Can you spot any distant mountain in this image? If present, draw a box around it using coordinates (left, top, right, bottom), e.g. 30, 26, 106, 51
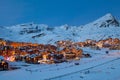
0, 13, 120, 44
86, 13, 119, 27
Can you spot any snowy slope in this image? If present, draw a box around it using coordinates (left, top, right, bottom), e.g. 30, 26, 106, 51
0, 13, 120, 44
0, 49, 120, 80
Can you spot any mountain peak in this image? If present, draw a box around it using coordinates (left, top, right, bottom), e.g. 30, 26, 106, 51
92, 13, 119, 27
99, 13, 114, 21
103, 13, 113, 18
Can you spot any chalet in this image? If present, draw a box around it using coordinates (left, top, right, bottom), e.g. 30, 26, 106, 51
112, 38, 120, 45
49, 53, 65, 63
0, 40, 6, 46
64, 52, 76, 59
0, 56, 8, 70
23, 54, 39, 64
76, 42, 86, 47
95, 41, 104, 48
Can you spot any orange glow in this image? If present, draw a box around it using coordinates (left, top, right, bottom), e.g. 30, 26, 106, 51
43, 55, 47, 61
6, 56, 15, 62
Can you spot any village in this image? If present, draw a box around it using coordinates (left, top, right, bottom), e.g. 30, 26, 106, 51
0, 38, 120, 70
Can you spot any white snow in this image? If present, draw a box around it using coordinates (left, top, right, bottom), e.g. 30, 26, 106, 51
0, 13, 120, 44
0, 49, 120, 80
0, 13, 120, 80
0, 56, 4, 60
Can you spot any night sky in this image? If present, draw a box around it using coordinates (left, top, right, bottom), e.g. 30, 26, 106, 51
0, 0, 120, 26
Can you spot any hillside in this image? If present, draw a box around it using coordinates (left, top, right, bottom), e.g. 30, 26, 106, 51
0, 13, 120, 44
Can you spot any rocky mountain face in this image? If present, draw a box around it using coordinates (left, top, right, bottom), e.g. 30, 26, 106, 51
0, 13, 120, 44
91, 13, 119, 27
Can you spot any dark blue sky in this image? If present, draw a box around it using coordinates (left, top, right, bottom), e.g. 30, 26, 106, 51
0, 0, 120, 26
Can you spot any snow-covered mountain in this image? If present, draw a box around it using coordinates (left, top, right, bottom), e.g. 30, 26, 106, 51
0, 13, 120, 44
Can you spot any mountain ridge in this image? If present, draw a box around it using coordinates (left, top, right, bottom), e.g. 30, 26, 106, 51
0, 13, 120, 44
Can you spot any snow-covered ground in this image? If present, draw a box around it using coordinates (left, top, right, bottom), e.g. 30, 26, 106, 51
0, 13, 120, 80
0, 13, 120, 44
0, 49, 120, 80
